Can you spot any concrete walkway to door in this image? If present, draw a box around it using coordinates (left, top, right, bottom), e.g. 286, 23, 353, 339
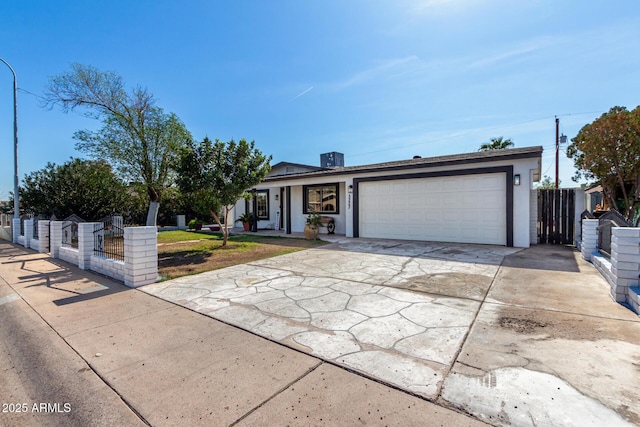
144, 239, 640, 426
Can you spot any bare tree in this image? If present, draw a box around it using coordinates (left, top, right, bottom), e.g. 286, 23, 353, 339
43, 63, 191, 226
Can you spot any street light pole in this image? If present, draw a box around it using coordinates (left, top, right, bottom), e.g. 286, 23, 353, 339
0, 56, 19, 218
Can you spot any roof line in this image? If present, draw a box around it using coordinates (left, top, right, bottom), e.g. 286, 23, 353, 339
265, 146, 542, 182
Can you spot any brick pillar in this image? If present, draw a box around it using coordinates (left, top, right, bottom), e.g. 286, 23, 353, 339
12, 218, 20, 244
610, 227, 640, 303
50, 221, 63, 258
581, 219, 599, 261
124, 226, 157, 288
24, 219, 33, 248
38, 220, 50, 253
78, 223, 100, 270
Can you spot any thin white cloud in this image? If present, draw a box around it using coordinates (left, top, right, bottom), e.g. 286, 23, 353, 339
291, 86, 314, 101
470, 37, 557, 69
328, 56, 424, 91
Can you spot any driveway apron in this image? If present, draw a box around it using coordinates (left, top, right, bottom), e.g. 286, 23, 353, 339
143, 240, 640, 425
143, 239, 517, 399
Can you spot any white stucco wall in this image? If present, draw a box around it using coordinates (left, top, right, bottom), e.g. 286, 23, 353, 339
530, 189, 538, 245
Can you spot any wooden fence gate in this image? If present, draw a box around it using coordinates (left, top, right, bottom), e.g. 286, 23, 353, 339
537, 189, 576, 244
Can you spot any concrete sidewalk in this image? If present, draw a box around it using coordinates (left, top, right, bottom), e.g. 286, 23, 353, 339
0, 241, 483, 427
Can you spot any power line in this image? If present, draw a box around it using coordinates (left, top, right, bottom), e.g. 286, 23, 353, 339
346, 111, 605, 159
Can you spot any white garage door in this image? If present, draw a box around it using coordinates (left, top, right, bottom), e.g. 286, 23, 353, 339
359, 173, 506, 245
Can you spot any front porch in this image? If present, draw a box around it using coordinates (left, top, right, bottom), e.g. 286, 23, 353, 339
230, 227, 347, 243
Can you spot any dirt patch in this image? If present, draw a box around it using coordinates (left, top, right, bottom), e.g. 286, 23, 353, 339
391, 272, 492, 300
493, 306, 636, 341
499, 316, 548, 334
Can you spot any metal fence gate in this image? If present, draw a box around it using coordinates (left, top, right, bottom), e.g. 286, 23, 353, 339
537, 189, 576, 244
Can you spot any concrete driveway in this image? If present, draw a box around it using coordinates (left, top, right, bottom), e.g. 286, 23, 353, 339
142, 239, 640, 426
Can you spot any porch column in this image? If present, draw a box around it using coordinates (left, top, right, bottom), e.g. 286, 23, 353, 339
286, 185, 291, 234
345, 178, 354, 238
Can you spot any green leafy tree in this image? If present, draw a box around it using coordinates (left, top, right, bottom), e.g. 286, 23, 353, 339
176, 137, 272, 246
479, 137, 514, 151
43, 63, 192, 226
20, 158, 131, 220
567, 106, 640, 220
536, 175, 560, 189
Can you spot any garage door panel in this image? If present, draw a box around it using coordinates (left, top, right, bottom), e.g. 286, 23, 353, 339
461, 177, 480, 190
359, 173, 506, 245
421, 181, 442, 193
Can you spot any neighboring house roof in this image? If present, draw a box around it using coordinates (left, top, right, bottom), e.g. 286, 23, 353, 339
584, 182, 602, 193
268, 161, 328, 177
264, 146, 543, 183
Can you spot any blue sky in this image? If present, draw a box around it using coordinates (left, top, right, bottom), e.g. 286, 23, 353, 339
1, 0, 639, 200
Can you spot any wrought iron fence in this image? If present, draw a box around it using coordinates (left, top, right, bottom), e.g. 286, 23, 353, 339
93, 216, 125, 261
597, 210, 632, 258
61, 221, 79, 248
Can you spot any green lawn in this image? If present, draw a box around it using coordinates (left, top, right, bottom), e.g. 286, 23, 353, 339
157, 230, 326, 280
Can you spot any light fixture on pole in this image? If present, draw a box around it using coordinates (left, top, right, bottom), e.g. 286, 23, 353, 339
0, 56, 19, 218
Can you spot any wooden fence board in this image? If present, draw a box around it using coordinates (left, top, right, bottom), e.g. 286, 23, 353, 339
537, 189, 576, 244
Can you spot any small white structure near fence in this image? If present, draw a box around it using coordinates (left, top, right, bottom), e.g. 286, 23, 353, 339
580, 219, 640, 315
0, 213, 13, 241
6, 216, 157, 288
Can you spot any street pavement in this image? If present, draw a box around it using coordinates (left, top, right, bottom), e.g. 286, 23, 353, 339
1, 239, 639, 426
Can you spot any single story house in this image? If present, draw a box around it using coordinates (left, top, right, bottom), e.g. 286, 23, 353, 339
234, 146, 542, 248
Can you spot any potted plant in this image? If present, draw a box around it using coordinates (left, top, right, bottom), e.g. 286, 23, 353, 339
235, 212, 254, 232
304, 211, 323, 240
187, 218, 205, 231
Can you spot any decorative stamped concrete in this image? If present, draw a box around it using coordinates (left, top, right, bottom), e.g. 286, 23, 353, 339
143, 240, 518, 399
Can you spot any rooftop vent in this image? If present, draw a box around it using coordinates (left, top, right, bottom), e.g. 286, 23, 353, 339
413, 155, 422, 159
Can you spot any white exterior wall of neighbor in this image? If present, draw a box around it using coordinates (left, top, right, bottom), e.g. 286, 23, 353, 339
0, 214, 12, 241
234, 153, 540, 247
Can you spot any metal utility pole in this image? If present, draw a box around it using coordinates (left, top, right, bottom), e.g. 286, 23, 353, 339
0, 56, 19, 218
555, 116, 559, 189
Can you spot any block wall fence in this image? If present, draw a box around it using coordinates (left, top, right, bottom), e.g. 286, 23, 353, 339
581, 219, 640, 314
7, 220, 157, 289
